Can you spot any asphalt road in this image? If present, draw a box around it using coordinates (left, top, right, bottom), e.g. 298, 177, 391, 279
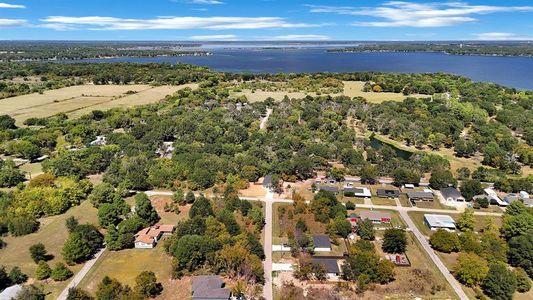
57, 248, 106, 300
263, 192, 274, 300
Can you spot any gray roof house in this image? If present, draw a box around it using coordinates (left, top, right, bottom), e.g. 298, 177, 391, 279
262, 175, 273, 189
377, 189, 400, 198
407, 191, 434, 201
192, 276, 231, 300
440, 187, 465, 202
311, 258, 340, 277
313, 234, 332, 251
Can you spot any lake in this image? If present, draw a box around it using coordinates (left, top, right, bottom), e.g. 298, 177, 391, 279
77, 48, 533, 90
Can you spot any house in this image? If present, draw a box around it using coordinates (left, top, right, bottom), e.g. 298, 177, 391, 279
319, 186, 339, 194
483, 188, 507, 206
440, 187, 465, 202
0, 284, 22, 300
134, 224, 175, 249
424, 214, 456, 231
344, 187, 371, 198
191, 276, 231, 300
377, 188, 400, 199
313, 234, 332, 252
503, 193, 521, 204
359, 210, 391, 224
311, 258, 341, 279
406, 191, 434, 201
89, 135, 107, 146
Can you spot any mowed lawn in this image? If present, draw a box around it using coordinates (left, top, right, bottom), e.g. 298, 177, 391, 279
0, 83, 197, 125
343, 81, 427, 103
0, 200, 98, 299
77, 245, 176, 297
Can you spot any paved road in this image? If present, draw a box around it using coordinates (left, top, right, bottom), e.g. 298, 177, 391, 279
263, 192, 274, 300
398, 210, 469, 300
57, 248, 106, 300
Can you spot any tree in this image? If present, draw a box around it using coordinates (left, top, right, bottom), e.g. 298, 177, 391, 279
460, 179, 483, 201
456, 208, 475, 232
382, 228, 407, 253
0, 266, 9, 291
96, 276, 135, 300
62, 232, 93, 265
482, 263, 517, 300
35, 260, 51, 280
134, 271, 162, 298
475, 197, 489, 209
508, 232, 533, 278
501, 213, 533, 240
514, 268, 532, 293
51, 262, 74, 281
8, 216, 39, 236
506, 201, 528, 216
216, 209, 241, 236
134, 193, 160, 226
14, 284, 45, 300
0, 115, 16, 130
185, 191, 195, 204
67, 287, 94, 300
429, 229, 461, 253
454, 253, 489, 286
65, 216, 79, 233
172, 189, 185, 205
356, 219, 375, 241
345, 201, 355, 210
342, 250, 395, 284
30, 243, 49, 263
98, 203, 121, 227
429, 170, 457, 190
360, 164, 378, 184
392, 167, 420, 186
327, 217, 352, 238
8, 266, 27, 284
189, 195, 214, 218
88, 183, 122, 208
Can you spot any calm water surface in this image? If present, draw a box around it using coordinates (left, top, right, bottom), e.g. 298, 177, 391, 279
78, 48, 533, 90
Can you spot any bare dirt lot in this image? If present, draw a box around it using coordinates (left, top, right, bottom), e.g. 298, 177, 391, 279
0, 84, 197, 125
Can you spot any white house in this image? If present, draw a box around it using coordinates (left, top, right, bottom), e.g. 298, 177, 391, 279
484, 188, 509, 206
424, 214, 456, 231
134, 224, 175, 249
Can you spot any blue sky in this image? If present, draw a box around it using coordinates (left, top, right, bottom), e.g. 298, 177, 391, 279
0, 0, 532, 40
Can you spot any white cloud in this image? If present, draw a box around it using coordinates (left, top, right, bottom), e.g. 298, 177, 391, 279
0, 18, 26, 27
307, 2, 533, 27
190, 34, 238, 40
190, 0, 223, 4
0, 2, 25, 9
267, 34, 330, 41
41, 16, 319, 30
474, 32, 533, 41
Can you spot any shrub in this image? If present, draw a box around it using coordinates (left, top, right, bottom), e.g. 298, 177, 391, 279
429, 229, 461, 253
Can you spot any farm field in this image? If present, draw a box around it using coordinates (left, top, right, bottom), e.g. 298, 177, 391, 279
0, 83, 197, 125
0, 200, 98, 299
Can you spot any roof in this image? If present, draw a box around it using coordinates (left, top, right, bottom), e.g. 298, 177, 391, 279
319, 186, 339, 193
0, 284, 23, 300
424, 214, 456, 229
311, 258, 340, 273
192, 276, 230, 299
135, 224, 175, 244
313, 234, 331, 249
344, 187, 371, 197
359, 210, 391, 221
406, 191, 434, 200
377, 189, 400, 197
440, 187, 464, 200
262, 175, 273, 188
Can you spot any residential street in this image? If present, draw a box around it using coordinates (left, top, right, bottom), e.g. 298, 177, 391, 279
57, 248, 106, 300
263, 191, 274, 300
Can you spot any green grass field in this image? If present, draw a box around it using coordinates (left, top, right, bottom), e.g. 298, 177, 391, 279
0, 200, 98, 299
370, 197, 396, 206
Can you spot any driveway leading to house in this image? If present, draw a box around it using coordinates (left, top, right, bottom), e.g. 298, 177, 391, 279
57, 248, 106, 300
398, 210, 469, 300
